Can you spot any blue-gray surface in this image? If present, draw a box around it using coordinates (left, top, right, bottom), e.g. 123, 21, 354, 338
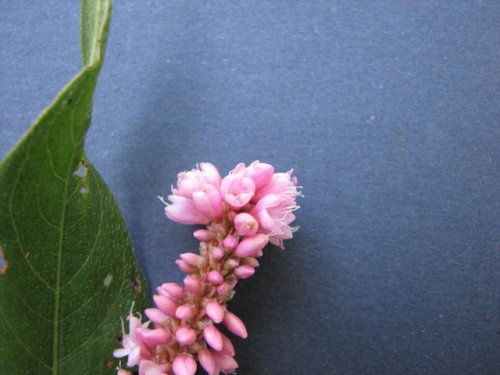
1, 1, 499, 374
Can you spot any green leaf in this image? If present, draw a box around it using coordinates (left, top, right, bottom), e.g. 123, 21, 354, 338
0, 1, 148, 374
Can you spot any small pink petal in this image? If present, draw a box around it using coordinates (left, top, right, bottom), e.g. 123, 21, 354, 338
138, 327, 171, 346
183, 275, 202, 294
193, 229, 214, 242
234, 212, 259, 236
161, 282, 185, 300
172, 353, 197, 375
153, 294, 177, 317
176, 304, 197, 320
233, 234, 269, 257
220, 333, 235, 356
180, 252, 204, 268
198, 348, 216, 375
204, 325, 223, 351
208, 270, 223, 285
223, 236, 239, 250
234, 265, 255, 279
212, 350, 239, 373
144, 308, 167, 325
223, 312, 248, 338
216, 282, 233, 297
205, 300, 225, 323
176, 259, 196, 273
175, 327, 197, 346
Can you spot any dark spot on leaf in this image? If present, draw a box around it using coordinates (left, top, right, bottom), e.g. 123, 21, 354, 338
104, 358, 113, 368
65, 98, 73, 106
0, 243, 7, 274
128, 275, 142, 294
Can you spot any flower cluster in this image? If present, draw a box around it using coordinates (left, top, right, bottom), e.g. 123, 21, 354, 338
115, 161, 300, 375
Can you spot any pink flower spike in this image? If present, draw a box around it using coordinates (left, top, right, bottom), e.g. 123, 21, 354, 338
234, 265, 255, 279
183, 275, 202, 294
198, 348, 216, 375
138, 327, 171, 346
223, 312, 248, 338
204, 324, 223, 351
153, 294, 177, 317
172, 353, 197, 375
233, 234, 269, 257
220, 333, 235, 356
144, 308, 167, 325
205, 300, 225, 323
234, 212, 259, 236
161, 282, 185, 300
208, 270, 224, 285
212, 350, 239, 373
117, 369, 132, 375
175, 327, 197, 346
223, 235, 239, 250
176, 259, 196, 273
245, 161, 274, 190
180, 252, 204, 268
176, 304, 197, 321
193, 229, 214, 242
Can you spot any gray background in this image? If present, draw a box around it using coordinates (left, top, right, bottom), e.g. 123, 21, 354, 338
1, 1, 499, 374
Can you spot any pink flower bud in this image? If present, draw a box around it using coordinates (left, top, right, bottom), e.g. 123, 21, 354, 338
203, 324, 223, 351
161, 282, 185, 300
144, 308, 167, 325
193, 229, 214, 242
234, 212, 259, 236
240, 257, 260, 268
180, 252, 204, 268
176, 259, 196, 273
211, 246, 225, 260
205, 300, 225, 323
234, 265, 255, 279
172, 353, 197, 375
223, 235, 239, 250
199, 162, 221, 187
117, 369, 131, 375
156, 285, 170, 297
153, 294, 177, 317
176, 304, 197, 320
212, 350, 239, 373
223, 312, 248, 338
183, 275, 201, 294
220, 333, 235, 356
138, 327, 171, 346
246, 161, 274, 190
198, 348, 216, 375
208, 270, 223, 285
216, 282, 233, 297
224, 258, 239, 270
175, 327, 197, 346
220, 168, 256, 208
233, 234, 269, 257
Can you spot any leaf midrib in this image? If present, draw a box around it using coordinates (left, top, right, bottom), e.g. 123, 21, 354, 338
52, 120, 77, 375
